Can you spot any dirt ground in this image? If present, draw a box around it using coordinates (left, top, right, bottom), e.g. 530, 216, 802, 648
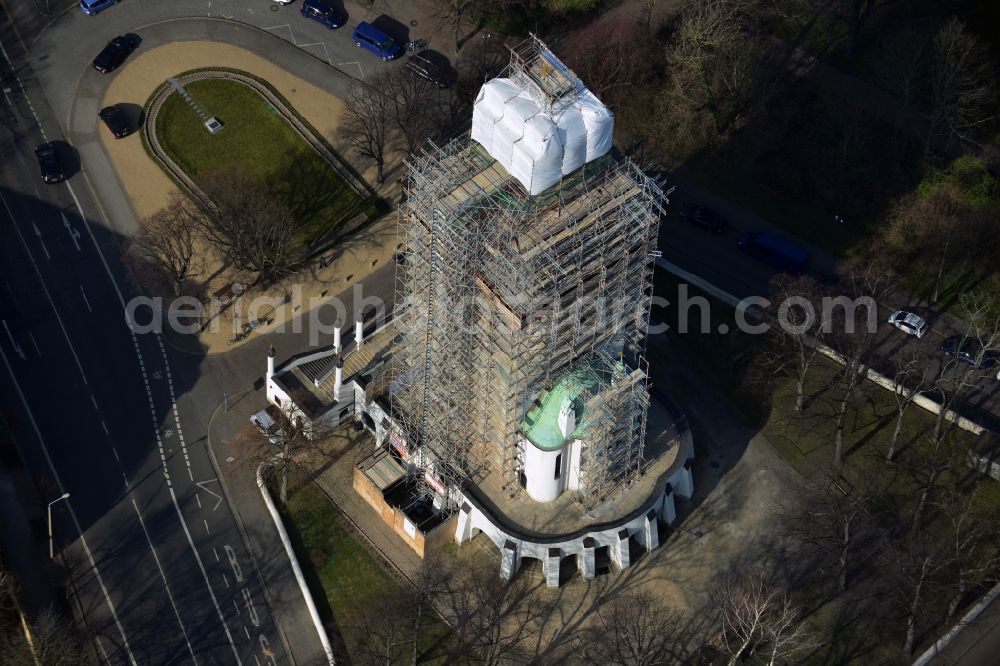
99, 41, 399, 354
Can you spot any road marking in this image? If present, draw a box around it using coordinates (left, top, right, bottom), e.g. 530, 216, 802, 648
244, 625, 250, 640
213, 547, 220, 562
0, 344, 135, 664
62, 212, 81, 251
112, 447, 119, 462
195, 493, 202, 509
233, 599, 240, 616
122, 472, 129, 489
0, 192, 88, 384
4, 281, 17, 307
2, 320, 25, 360
90, 394, 98, 410
169, 486, 242, 664
338, 61, 364, 79
27, 331, 40, 356
223, 573, 230, 589
204, 519, 211, 535
31, 221, 49, 259
102, 421, 109, 435
79, 285, 91, 312
196, 479, 224, 511
131, 498, 199, 665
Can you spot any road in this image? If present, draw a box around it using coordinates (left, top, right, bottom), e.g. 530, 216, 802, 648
0, 9, 297, 666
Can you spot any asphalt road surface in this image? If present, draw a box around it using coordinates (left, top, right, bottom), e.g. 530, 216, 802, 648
0, 12, 293, 666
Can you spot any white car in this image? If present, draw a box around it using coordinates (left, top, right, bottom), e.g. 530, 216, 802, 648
888, 310, 928, 338
250, 407, 285, 445
272, 0, 294, 5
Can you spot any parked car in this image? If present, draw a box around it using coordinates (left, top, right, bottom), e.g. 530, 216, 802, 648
940, 336, 1000, 368
300, 0, 345, 28
888, 310, 929, 338
98, 105, 131, 138
250, 406, 285, 445
679, 204, 727, 234
272, 0, 294, 4
92, 35, 138, 74
352, 21, 404, 61
404, 52, 452, 88
737, 232, 809, 274
34, 143, 64, 184
79, 0, 118, 15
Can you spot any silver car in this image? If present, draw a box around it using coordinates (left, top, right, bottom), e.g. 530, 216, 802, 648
888, 310, 928, 338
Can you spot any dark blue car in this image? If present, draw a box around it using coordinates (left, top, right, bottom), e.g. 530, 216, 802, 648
300, 0, 345, 29
80, 0, 118, 15
352, 21, 404, 61
737, 232, 810, 274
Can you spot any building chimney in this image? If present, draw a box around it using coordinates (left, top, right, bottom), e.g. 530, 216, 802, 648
355, 316, 364, 347
333, 319, 342, 354
267, 345, 276, 381
334, 356, 344, 400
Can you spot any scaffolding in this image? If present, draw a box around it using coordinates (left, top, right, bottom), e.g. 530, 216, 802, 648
390, 42, 666, 508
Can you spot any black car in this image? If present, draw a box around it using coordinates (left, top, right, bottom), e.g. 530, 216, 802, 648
940, 336, 1000, 368
404, 52, 452, 88
98, 105, 131, 138
34, 143, 64, 184
92, 35, 137, 74
679, 204, 727, 234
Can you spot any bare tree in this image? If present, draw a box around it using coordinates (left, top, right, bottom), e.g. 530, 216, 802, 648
665, 0, 782, 145
887, 352, 929, 462
432, 0, 483, 52
796, 0, 888, 59
935, 489, 1000, 621
884, 533, 947, 656
450, 566, 549, 665
926, 18, 997, 153
882, 181, 987, 304
559, 16, 658, 107
875, 26, 930, 107
828, 261, 892, 468
389, 69, 441, 156
341, 73, 394, 184
906, 294, 1000, 534
195, 170, 299, 284
766, 273, 828, 413
124, 194, 202, 296
785, 467, 878, 592
579, 589, 683, 665
712, 571, 814, 666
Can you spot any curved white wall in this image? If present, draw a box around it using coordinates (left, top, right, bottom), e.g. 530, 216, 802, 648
523, 439, 567, 503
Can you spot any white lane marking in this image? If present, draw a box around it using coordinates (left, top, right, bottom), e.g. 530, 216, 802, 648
233, 599, 240, 616
195, 493, 202, 509
31, 221, 50, 259
101, 421, 109, 435
131, 498, 199, 665
112, 447, 119, 462
4, 281, 17, 306
62, 212, 81, 251
204, 519, 211, 535
27, 332, 40, 357
223, 574, 230, 589
2, 320, 25, 360
0, 345, 135, 664
0, 192, 88, 384
169, 487, 242, 664
213, 547, 220, 562
79, 285, 92, 312
122, 472, 129, 489
244, 625, 250, 640
196, 479, 223, 511
90, 394, 98, 410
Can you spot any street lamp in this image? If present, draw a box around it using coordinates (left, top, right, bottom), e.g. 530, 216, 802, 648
48, 492, 70, 559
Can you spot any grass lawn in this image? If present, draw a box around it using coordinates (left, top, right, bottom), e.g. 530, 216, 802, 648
278, 471, 452, 662
156, 78, 378, 246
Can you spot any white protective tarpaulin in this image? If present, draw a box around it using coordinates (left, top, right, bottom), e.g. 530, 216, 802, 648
471, 75, 613, 195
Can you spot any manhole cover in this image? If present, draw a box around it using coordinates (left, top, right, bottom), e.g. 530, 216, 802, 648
270, 4, 278, 11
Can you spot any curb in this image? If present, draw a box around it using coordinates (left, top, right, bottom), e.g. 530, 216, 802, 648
257, 456, 336, 665
913, 582, 1000, 666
